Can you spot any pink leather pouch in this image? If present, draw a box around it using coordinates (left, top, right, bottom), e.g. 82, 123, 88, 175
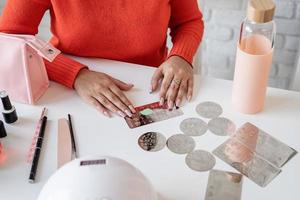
0, 33, 60, 104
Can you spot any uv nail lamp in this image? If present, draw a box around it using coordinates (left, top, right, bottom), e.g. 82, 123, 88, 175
38, 156, 157, 200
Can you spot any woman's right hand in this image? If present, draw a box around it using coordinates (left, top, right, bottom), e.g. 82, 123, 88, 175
74, 69, 136, 118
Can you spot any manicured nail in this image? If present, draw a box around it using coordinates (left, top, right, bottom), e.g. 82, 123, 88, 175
149, 86, 153, 94
118, 111, 126, 118
103, 111, 111, 118
129, 105, 136, 113
175, 106, 179, 110
124, 109, 132, 117
176, 99, 181, 107
168, 100, 174, 109
159, 98, 164, 106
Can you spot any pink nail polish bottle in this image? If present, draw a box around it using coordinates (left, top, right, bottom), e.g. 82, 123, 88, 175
232, 0, 276, 114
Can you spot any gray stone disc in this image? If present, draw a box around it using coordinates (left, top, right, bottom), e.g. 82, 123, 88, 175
196, 102, 223, 119
185, 150, 216, 172
167, 134, 196, 154
180, 118, 208, 136
138, 132, 166, 152
208, 117, 236, 136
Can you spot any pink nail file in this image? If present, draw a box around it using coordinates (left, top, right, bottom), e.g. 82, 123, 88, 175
57, 118, 72, 169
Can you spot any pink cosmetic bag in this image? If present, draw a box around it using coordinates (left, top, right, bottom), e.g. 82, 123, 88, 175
0, 33, 60, 104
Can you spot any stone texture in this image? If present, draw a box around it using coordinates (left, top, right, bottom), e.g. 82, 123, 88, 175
273, 50, 298, 65
204, 25, 233, 41
276, 19, 300, 36
285, 36, 300, 51
297, 3, 300, 19
275, 34, 285, 49
203, 0, 242, 10
211, 9, 245, 28
274, 0, 295, 19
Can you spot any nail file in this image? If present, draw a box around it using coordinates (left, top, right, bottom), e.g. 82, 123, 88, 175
57, 118, 72, 169
125, 102, 183, 129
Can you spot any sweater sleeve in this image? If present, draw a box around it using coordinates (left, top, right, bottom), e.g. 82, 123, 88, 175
0, 0, 86, 88
168, 0, 204, 65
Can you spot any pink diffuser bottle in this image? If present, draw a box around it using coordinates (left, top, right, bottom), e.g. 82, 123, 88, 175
232, 0, 276, 114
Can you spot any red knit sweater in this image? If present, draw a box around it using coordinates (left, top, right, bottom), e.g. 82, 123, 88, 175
0, 0, 204, 88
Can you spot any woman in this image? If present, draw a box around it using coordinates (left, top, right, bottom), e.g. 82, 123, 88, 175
0, 0, 204, 117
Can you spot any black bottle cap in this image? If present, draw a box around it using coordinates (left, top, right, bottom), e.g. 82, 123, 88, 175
0, 91, 18, 124
0, 91, 12, 111
3, 106, 18, 124
0, 120, 7, 138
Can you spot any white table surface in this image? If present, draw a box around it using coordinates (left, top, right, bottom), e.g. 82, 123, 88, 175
0, 57, 299, 200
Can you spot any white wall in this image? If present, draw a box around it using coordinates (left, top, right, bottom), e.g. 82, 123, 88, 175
292, 49, 300, 91
198, 0, 300, 89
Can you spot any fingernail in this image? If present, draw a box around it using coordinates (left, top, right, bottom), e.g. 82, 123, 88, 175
129, 105, 136, 113
103, 111, 111, 118
118, 111, 126, 118
149, 86, 153, 94
124, 109, 132, 117
175, 106, 179, 110
176, 99, 181, 107
168, 100, 174, 109
159, 98, 164, 106
187, 95, 192, 102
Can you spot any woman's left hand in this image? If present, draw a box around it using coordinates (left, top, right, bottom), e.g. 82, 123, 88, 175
151, 56, 194, 109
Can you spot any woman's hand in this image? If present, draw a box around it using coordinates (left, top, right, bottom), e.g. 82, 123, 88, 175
151, 56, 194, 109
74, 69, 136, 117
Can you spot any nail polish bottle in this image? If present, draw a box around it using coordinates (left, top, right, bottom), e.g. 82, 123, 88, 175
0, 120, 7, 156
0, 91, 18, 124
0, 121, 7, 138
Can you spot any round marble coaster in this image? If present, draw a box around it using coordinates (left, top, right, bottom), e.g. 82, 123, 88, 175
138, 132, 166, 152
167, 134, 196, 154
185, 150, 216, 172
208, 117, 236, 136
196, 102, 223, 119
180, 118, 208, 136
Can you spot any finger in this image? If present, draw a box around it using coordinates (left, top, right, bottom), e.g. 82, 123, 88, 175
151, 68, 163, 93
110, 85, 136, 114
103, 89, 133, 117
159, 73, 174, 105
175, 79, 188, 107
111, 77, 134, 91
86, 96, 111, 117
95, 93, 126, 117
187, 77, 194, 102
166, 77, 181, 109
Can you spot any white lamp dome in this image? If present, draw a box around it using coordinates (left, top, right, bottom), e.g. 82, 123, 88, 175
38, 156, 157, 200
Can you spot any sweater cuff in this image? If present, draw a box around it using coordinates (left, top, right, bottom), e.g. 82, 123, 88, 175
44, 54, 87, 89
168, 34, 200, 66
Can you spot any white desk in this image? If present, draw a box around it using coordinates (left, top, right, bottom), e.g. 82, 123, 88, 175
0, 57, 299, 200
